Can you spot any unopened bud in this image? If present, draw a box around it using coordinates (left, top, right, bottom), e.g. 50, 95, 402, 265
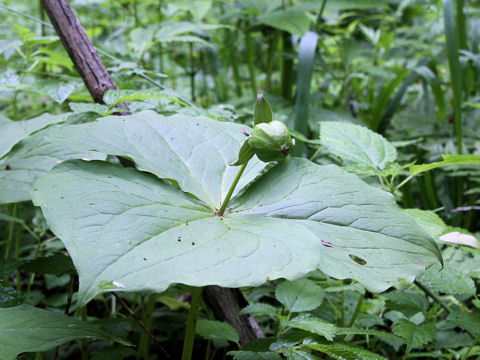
254, 93, 273, 125
248, 121, 294, 162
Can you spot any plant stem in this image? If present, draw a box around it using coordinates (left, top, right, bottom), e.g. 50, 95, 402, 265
182, 287, 203, 360
395, 174, 415, 191
55, 276, 75, 360
346, 293, 364, 328
462, 332, 480, 360
245, 28, 257, 98
281, 31, 294, 102
80, 306, 88, 360
4, 204, 17, 260
414, 280, 451, 314
217, 163, 247, 216
228, 29, 243, 97
138, 294, 156, 359
189, 42, 196, 102
265, 32, 279, 91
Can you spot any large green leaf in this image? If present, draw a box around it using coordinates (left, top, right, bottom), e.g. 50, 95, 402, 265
0, 128, 105, 204
319, 121, 397, 171
32, 112, 440, 304
0, 112, 68, 158
258, 9, 310, 37
0, 304, 127, 360
42, 111, 266, 208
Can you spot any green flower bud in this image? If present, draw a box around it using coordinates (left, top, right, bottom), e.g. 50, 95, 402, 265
254, 93, 272, 125
248, 120, 295, 162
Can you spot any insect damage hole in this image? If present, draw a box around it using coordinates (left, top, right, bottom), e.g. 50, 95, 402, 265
349, 254, 367, 265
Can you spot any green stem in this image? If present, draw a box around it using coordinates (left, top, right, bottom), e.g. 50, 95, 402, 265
245, 29, 257, 98
80, 306, 88, 360
138, 294, 156, 359
462, 332, 480, 360
395, 174, 415, 191
265, 32, 279, 91
226, 28, 243, 96
217, 163, 247, 216
182, 287, 203, 360
423, 172, 439, 208
189, 42, 196, 102
4, 204, 17, 260
414, 280, 451, 314
281, 31, 294, 102
346, 293, 364, 328
315, 0, 328, 30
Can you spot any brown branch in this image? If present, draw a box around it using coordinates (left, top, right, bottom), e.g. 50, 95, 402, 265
203, 286, 264, 345
40, 0, 262, 345
41, 0, 118, 104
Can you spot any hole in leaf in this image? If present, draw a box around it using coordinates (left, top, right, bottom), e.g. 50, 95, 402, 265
349, 254, 367, 265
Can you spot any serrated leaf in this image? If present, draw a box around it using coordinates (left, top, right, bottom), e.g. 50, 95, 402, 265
281, 349, 321, 360
196, 319, 239, 344
69, 102, 111, 114
447, 310, 480, 336
0, 260, 19, 280
275, 279, 324, 312
418, 263, 476, 295
410, 155, 480, 175
103, 89, 186, 107
35, 81, 77, 103
403, 209, 448, 239
319, 121, 397, 171
392, 319, 436, 351
155, 20, 228, 40
32, 112, 441, 304
0, 304, 128, 360
0, 127, 106, 204
337, 327, 404, 350
303, 342, 387, 360
228, 351, 282, 360
384, 291, 428, 315
0, 113, 68, 158
0, 286, 24, 308
282, 314, 337, 341
238, 303, 280, 317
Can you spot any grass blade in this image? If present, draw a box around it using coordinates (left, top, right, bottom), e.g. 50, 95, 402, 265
293, 31, 318, 156
443, 0, 463, 153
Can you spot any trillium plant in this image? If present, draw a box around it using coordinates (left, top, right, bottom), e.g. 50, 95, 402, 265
29, 93, 441, 356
